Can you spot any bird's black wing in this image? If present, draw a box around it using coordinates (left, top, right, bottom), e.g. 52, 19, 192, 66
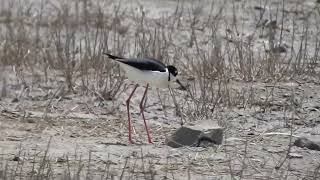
120, 58, 167, 72
103, 53, 167, 72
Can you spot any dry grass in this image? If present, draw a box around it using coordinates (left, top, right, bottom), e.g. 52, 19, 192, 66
1, 0, 320, 179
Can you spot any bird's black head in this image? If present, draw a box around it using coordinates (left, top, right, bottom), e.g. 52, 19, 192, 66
167, 65, 186, 90
167, 65, 178, 77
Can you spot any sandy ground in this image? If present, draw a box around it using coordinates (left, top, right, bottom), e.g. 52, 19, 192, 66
1, 0, 320, 179
1, 80, 320, 179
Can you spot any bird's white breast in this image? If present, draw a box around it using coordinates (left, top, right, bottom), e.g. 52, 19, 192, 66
117, 62, 170, 88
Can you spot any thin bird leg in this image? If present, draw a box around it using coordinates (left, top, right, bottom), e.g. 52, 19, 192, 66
139, 84, 152, 143
139, 93, 147, 116
126, 84, 138, 143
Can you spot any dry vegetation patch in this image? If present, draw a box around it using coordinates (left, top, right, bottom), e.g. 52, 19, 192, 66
0, 0, 320, 179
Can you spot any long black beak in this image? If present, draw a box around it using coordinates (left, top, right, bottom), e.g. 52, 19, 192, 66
176, 79, 187, 90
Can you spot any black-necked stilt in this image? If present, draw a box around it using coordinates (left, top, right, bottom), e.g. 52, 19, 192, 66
103, 53, 184, 144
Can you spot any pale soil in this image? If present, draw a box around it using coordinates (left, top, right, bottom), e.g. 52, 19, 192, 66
1, 0, 320, 179
1, 79, 320, 179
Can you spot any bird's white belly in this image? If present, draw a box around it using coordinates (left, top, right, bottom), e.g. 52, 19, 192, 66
118, 63, 169, 88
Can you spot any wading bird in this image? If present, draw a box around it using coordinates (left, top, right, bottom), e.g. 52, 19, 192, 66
103, 53, 184, 143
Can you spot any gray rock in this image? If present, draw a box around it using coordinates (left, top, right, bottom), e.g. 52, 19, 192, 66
294, 137, 320, 151
166, 120, 223, 148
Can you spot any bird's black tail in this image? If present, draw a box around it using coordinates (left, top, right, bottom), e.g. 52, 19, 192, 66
103, 52, 124, 60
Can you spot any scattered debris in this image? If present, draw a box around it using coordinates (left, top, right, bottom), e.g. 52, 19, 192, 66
6, 136, 24, 141
265, 43, 289, 54
25, 118, 36, 123
289, 153, 303, 159
11, 98, 19, 103
253, 6, 266, 11
271, 44, 288, 54
294, 137, 320, 151
56, 157, 67, 163
12, 155, 23, 162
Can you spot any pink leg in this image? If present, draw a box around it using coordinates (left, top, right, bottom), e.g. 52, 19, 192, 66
126, 84, 138, 143
139, 84, 152, 143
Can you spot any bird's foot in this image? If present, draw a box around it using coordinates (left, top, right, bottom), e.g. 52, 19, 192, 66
147, 138, 153, 144
129, 137, 134, 144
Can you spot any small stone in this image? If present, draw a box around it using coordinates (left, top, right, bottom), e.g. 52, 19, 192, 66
12, 156, 22, 161
294, 137, 320, 151
56, 157, 67, 163
166, 120, 223, 148
70, 133, 78, 138
272, 45, 287, 53
265, 20, 277, 29
253, 6, 265, 11
26, 118, 36, 123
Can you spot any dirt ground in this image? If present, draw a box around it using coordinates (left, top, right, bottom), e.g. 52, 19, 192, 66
1, 80, 320, 179
1, 0, 320, 179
